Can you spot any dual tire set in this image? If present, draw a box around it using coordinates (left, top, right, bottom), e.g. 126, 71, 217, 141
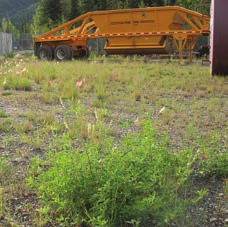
36, 45, 89, 61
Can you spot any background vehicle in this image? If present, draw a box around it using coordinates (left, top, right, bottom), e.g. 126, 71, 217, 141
34, 6, 210, 62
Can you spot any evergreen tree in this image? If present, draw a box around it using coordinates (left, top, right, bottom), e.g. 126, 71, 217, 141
1, 17, 19, 38
43, 0, 63, 24
20, 15, 30, 34
69, 0, 81, 20
98, 0, 107, 10
33, 0, 63, 31
129, 0, 138, 8
81, 0, 95, 13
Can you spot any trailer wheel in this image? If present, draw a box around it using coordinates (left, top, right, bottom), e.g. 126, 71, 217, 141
83, 46, 90, 58
37, 46, 53, 60
68, 47, 74, 60
54, 45, 72, 61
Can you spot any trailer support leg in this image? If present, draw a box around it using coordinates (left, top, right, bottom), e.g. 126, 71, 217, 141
173, 34, 188, 61
187, 37, 197, 63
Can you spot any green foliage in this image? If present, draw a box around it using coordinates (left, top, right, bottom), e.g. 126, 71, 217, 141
3, 75, 32, 91
175, 0, 211, 14
33, 0, 63, 31
98, 0, 107, 10
0, 156, 11, 177
69, 0, 81, 20
3, 51, 16, 59
1, 17, 19, 37
129, 0, 139, 8
27, 119, 203, 226
19, 14, 31, 33
0, 110, 8, 118
1, 90, 13, 96
197, 130, 228, 177
81, 0, 95, 13
0, 119, 12, 133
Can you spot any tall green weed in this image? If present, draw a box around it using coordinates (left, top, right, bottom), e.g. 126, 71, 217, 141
27, 119, 204, 226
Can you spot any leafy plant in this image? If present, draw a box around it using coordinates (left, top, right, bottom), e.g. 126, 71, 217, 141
27, 119, 202, 226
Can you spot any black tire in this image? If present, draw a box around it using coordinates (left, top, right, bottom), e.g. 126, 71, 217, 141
37, 46, 54, 61
68, 47, 74, 60
74, 46, 90, 59
54, 45, 72, 61
83, 46, 90, 59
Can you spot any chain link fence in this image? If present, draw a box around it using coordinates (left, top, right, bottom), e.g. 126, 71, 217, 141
13, 33, 34, 51
0, 32, 34, 55
87, 38, 106, 55
0, 31, 105, 56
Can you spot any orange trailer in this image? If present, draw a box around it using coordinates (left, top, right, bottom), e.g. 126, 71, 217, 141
34, 6, 210, 61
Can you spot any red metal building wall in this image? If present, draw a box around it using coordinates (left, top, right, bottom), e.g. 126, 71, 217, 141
210, 0, 228, 76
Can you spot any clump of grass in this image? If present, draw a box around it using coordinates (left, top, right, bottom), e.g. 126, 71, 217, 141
15, 120, 33, 133
27, 119, 204, 226
0, 119, 12, 132
1, 90, 13, 96
3, 75, 32, 91
40, 111, 56, 125
60, 85, 79, 99
0, 110, 8, 118
0, 156, 12, 177
134, 91, 141, 101
197, 130, 228, 178
28, 65, 44, 84
4, 51, 15, 59
95, 84, 107, 101
39, 93, 59, 104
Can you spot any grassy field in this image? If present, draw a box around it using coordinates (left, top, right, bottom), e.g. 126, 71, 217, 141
0, 54, 227, 226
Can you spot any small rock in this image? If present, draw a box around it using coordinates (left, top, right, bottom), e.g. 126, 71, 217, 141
225, 219, 228, 223
209, 218, 217, 222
